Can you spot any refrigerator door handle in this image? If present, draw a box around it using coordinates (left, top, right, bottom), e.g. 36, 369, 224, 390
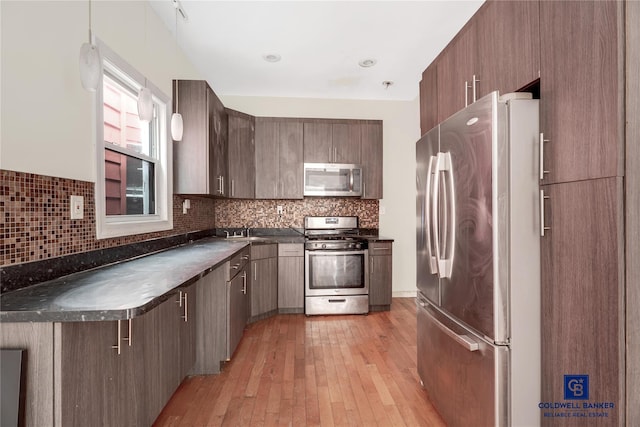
432, 152, 456, 279
425, 155, 438, 274
421, 302, 479, 352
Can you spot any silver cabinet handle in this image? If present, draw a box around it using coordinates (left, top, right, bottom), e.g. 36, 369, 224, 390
231, 179, 235, 197
540, 190, 550, 237
334, 147, 337, 162
420, 302, 479, 352
539, 133, 550, 181
254, 262, 257, 281
221, 176, 225, 195
242, 271, 247, 295
464, 80, 470, 107
182, 292, 188, 322
111, 320, 122, 355
371, 257, 374, 274
176, 290, 184, 307
425, 155, 438, 274
432, 152, 456, 279
472, 74, 479, 102
123, 319, 133, 347
363, 181, 366, 198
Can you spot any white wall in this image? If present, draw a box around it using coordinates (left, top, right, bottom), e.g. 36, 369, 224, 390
0, 0, 201, 182
223, 95, 421, 297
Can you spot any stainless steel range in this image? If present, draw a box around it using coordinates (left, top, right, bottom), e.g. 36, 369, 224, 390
304, 216, 369, 315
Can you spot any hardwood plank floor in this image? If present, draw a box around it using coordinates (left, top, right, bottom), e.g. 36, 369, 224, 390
153, 298, 445, 427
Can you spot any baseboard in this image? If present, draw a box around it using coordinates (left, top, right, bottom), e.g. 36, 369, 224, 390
392, 290, 417, 298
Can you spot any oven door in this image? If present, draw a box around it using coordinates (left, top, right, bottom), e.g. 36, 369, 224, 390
305, 249, 369, 296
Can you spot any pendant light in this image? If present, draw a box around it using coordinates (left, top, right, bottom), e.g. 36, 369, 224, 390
170, 4, 183, 141
137, 4, 153, 123
79, 0, 101, 91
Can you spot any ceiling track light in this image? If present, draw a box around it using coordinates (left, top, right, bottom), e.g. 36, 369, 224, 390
79, 0, 102, 91
172, 0, 189, 22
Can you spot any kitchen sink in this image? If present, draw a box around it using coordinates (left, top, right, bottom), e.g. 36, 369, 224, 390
225, 236, 270, 242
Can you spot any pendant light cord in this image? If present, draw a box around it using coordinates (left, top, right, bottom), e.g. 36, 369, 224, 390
88, 0, 92, 42
175, 6, 179, 114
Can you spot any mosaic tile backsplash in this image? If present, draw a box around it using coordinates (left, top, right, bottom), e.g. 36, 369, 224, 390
0, 170, 217, 267
215, 198, 379, 229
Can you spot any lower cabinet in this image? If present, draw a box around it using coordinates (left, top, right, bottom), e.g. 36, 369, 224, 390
250, 243, 278, 322
193, 265, 227, 375
278, 243, 305, 313
58, 283, 197, 427
368, 241, 393, 311
227, 262, 249, 360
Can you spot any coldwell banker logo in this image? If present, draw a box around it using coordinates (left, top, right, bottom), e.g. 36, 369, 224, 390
564, 375, 589, 400
539, 374, 614, 419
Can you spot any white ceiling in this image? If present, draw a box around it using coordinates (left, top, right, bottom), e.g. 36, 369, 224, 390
149, 1, 484, 101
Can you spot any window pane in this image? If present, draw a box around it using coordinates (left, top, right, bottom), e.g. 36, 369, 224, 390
103, 74, 152, 156
105, 149, 155, 216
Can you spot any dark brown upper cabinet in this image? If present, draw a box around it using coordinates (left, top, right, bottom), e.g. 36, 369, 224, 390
419, 62, 438, 136
254, 118, 304, 199
227, 109, 255, 199
475, 0, 540, 98
173, 80, 227, 196
360, 121, 383, 199
303, 120, 361, 164
539, 0, 624, 184
436, 22, 476, 123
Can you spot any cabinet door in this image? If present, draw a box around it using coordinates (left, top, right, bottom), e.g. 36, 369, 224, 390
227, 112, 255, 199
227, 268, 249, 360
369, 242, 393, 308
539, 0, 623, 183
437, 23, 476, 122
278, 255, 304, 311
332, 122, 361, 164
360, 122, 383, 199
420, 62, 438, 135
540, 178, 623, 426
303, 122, 332, 163
178, 284, 197, 378
209, 88, 228, 196
278, 121, 304, 199
174, 80, 208, 194
476, 0, 540, 98
255, 118, 279, 199
194, 266, 227, 375
251, 257, 278, 318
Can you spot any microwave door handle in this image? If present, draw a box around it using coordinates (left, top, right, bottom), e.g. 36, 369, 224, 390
425, 156, 438, 274
350, 169, 354, 192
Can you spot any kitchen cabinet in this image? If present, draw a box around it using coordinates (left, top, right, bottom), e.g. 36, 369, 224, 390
227, 109, 255, 199
360, 121, 383, 199
540, 178, 624, 427
419, 62, 438, 135
227, 246, 250, 360
193, 264, 227, 375
303, 120, 361, 164
57, 283, 196, 427
278, 243, 304, 313
475, 0, 540, 99
173, 80, 228, 196
254, 118, 304, 199
539, 0, 623, 184
436, 22, 476, 123
368, 241, 393, 311
250, 243, 278, 322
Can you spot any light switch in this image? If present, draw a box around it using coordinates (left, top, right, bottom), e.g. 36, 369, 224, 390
70, 195, 84, 219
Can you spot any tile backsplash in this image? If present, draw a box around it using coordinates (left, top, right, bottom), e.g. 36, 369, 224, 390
0, 170, 216, 267
215, 198, 379, 229
1, 169, 379, 267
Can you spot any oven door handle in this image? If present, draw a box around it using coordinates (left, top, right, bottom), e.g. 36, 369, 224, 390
305, 249, 368, 256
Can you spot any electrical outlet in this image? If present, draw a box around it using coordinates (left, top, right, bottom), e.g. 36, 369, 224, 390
277, 205, 283, 215
70, 195, 84, 219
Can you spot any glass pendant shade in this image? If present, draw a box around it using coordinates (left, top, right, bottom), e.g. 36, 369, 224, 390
171, 113, 183, 141
79, 42, 102, 91
137, 87, 153, 122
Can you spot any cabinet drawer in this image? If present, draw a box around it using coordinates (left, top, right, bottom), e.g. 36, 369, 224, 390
368, 242, 392, 256
229, 246, 250, 274
278, 243, 304, 257
251, 243, 277, 260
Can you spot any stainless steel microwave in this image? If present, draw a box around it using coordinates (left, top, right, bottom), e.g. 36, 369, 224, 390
303, 163, 362, 197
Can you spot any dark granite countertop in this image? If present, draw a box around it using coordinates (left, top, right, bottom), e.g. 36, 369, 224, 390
360, 235, 395, 242
0, 238, 247, 323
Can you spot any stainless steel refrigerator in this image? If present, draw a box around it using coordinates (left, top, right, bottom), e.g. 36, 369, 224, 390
416, 91, 541, 426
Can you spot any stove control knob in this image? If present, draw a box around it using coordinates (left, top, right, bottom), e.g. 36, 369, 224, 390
322, 243, 327, 249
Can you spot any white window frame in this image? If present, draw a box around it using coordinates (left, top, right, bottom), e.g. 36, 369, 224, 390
94, 38, 173, 239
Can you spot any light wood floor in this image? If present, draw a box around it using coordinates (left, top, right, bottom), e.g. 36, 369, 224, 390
154, 298, 445, 427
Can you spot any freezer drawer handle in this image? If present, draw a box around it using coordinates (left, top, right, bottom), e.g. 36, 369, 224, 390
422, 303, 479, 352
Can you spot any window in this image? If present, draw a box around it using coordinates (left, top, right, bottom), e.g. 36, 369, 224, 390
94, 39, 172, 239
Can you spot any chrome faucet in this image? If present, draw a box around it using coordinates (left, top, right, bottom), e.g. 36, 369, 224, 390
244, 225, 251, 237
